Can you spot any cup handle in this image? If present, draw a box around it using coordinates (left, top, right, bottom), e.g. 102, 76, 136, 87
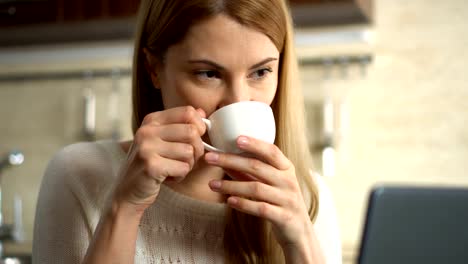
201, 118, 224, 153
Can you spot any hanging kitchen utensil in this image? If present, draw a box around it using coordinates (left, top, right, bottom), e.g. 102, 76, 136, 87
109, 67, 121, 140
82, 70, 96, 140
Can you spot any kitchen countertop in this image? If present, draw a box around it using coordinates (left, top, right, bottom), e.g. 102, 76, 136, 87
3, 241, 32, 255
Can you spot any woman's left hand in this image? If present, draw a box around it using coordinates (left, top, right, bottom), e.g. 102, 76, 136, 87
204, 135, 313, 249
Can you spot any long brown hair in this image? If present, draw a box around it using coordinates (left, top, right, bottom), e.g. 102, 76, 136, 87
132, 0, 319, 263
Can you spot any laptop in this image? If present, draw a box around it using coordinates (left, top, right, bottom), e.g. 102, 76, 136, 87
357, 185, 468, 264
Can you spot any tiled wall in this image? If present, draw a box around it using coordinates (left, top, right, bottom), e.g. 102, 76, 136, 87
0, 70, 133, 251
301, 0, 468, 262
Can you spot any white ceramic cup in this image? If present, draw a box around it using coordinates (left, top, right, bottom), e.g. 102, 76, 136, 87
202, 101, 276, 154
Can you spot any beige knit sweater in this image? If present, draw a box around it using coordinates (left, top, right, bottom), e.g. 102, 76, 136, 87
33, 140, 342, 264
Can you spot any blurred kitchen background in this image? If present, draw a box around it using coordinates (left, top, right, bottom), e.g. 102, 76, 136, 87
0, 0, 467, 263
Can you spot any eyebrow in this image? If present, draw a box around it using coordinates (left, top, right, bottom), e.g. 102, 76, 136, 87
187, 57, 278, 71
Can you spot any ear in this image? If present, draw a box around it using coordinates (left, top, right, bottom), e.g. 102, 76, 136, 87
143, 48, 161, 89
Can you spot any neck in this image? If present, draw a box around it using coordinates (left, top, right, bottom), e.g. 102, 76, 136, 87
164, 160, 227, 203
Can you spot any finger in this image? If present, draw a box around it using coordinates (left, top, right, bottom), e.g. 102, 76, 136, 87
195, 108, 207, 118
205, 152, 278, 186
156, 140, 195, 169
209, 180, 285, 206
142, 106, 207, 135
156, 124, 205, 160
236, 136, 291, 170
226, 196, 283, 224
157, 123, 202, 142
144, 155, 191, 182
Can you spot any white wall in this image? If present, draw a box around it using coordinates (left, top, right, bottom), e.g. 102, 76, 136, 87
300, 0, 468, 262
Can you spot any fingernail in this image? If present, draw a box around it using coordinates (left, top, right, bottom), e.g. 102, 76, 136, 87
228, 197, 238, 205
205, 152, 219, 163
209, 180, 222, 190
238, 136, 249, 147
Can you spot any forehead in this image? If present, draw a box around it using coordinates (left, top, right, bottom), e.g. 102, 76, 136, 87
166, 14, 279, 66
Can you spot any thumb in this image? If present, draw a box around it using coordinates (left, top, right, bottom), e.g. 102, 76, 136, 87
196, 108, 207, 118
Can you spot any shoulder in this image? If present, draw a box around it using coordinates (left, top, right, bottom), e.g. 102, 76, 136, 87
44, 141, 99, 182
52, 140, 121, 167
35, 140, 125, 247
48, 140, 123, 174
42, 140, 124, 201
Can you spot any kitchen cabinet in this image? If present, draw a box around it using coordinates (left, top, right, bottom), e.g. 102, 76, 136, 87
0, 0, 371, 46
0, 0, 139, 26
289, 0, 372, 27
0, 0, 57, 27
0, 0, 140, 46
57, 0, 140, 22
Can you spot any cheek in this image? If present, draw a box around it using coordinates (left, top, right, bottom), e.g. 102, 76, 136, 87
265, 89, 278, 106
159, 77, 190, 108
168, 79, 221, 112
255, 79, 278, 106
268, 79, 279, 104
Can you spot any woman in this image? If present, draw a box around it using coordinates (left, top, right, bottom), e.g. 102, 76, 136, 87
33, 0, 341, 263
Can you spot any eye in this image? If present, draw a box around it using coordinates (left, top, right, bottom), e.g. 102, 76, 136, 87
249, 68, 273, 80
195, 70, 220, 80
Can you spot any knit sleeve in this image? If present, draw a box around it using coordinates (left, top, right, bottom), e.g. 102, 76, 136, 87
32, 146, 92, 264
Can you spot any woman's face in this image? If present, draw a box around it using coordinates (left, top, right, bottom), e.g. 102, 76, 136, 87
150, 14, 280, 117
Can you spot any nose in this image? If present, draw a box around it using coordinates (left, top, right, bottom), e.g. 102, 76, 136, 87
217, 79, 251, 108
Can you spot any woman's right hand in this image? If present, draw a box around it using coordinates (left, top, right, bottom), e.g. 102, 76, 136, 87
112, 106, 207, 212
